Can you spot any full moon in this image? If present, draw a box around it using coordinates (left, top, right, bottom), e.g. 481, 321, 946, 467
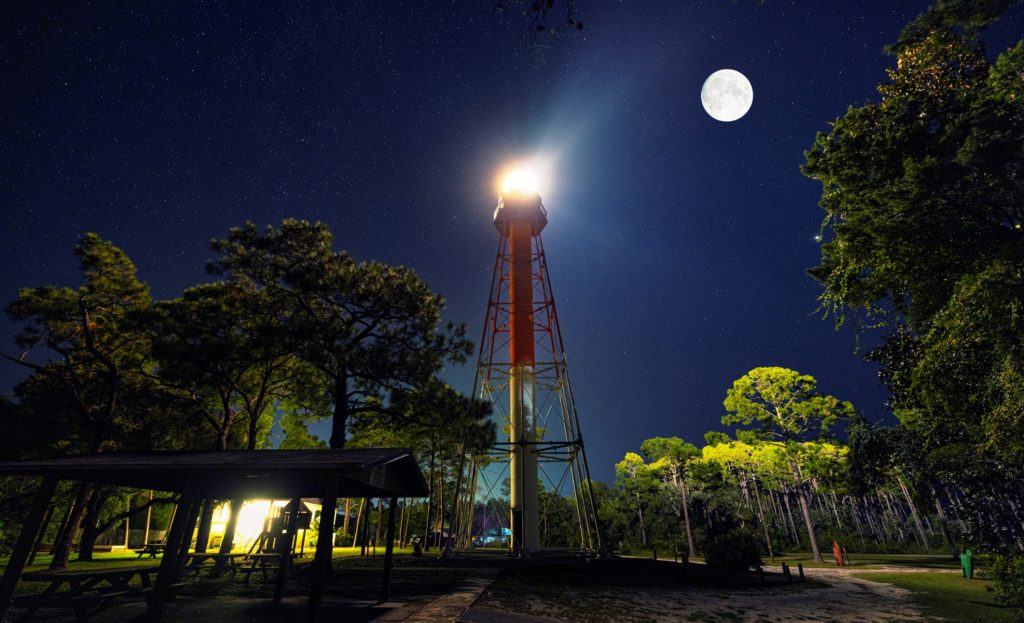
701, 69, 753, 122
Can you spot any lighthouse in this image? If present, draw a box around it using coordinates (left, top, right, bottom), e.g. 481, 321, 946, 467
493, 171, 547, 553
449, 168, 602, 557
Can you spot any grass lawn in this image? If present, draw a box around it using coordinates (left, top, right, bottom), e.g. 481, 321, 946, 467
1, 546, 414, 571
622, 549, 962, 571
854, 571, 1020, 623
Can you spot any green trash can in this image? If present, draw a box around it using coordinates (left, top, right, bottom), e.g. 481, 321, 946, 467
960, 549, 974, 579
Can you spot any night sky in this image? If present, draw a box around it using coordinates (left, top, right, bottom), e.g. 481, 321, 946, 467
4, 2, 1022, 482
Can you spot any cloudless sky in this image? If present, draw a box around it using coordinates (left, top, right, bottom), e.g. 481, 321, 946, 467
3, 1, 1022, 481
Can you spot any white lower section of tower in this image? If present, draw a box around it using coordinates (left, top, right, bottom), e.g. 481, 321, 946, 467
509, 364, 540, 554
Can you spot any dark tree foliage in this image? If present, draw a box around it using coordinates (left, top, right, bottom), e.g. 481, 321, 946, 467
148, 282, 296, 451
209, 220, 473, 448
803, 18, 1024, 460
896, 0, 1023, 48
493, 0, 583, 40
1, 234, 187, 565
4, 234, 155, 455
804, 3, 1024, 596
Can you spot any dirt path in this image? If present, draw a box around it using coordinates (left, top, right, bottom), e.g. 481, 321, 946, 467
472, 566, 929, 623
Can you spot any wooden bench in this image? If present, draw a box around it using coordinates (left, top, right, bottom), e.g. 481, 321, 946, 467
183, 552, 249, 577
133, 543, 165, 559
17, 565, 161, 622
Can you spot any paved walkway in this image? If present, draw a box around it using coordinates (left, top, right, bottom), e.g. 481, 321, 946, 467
372, 567, 501, 622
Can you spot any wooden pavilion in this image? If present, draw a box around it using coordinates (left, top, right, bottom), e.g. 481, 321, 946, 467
0, 449, 430, 622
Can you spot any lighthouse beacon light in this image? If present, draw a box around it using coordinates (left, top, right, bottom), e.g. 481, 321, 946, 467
501, 169, 540, 195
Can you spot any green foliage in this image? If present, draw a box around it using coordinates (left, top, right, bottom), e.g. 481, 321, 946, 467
896, 0, 1021, 47
208, 220, 474, 448
703, 431, 730, 446
277, 411, 327, 449
987, 553, 1024, 607
803, 13, 1024, 554
804, 32, 1023, 330
538, 490, 578, 548
149, 282, 297, 450
802, 28, 1024, 448
4, 233, 162, 454
722, 367, 854, 443
640, 437, 700, 464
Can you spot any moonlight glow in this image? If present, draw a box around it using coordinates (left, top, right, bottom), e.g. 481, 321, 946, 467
701, 69, 753, 122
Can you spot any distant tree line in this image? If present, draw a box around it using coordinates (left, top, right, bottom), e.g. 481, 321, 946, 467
589, 366, 1023, 587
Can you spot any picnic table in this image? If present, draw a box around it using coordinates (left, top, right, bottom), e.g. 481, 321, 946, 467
134, 543, 165, 559
182, 552, 249, 576
16, 565, 161, 622
239, 553, 304, 584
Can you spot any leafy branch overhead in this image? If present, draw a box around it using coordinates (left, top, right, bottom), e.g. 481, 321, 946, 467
494, 0, 582, 41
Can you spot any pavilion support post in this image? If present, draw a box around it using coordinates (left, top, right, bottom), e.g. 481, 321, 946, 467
173, 491, 204, 580
274, 498, 301, 603
147, 484, 201, 622
381, 496, 398, 602
27, 502, 55, 567
307, 477, 338, 623
361, 498, 372, 556
0, 476, 57, 619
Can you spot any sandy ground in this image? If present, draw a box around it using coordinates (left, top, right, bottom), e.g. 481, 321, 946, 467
472, 566, 932, 623
8, 563, 943, 623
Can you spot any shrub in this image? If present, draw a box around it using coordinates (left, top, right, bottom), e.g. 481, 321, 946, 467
704, 528, 762, 572
988, 553, 1024, 607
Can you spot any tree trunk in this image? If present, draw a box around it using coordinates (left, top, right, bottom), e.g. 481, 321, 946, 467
933, 492, 958, 560
780, 490, 800, 544
374, 498, 384, 555
50, 482, 92, 570
342, 498, 351, 536
635, 491, 647, 547
791, 460, 822, 562
398, 500, 407, 550
351, 498, 365, 548
218, 498, 244, 557
435, 461, 445, 543
329, 370, 349, 449
423, 435, 437, 551
881, 490, 901, 542
360, 499, 372, 556
49, 500, 74, 555
849, 497, 867, 548
143, 491, 153, 546
897, 476, 929, 549
193, 500, 216, 553
680, 480, 696, 559
752, 483, 775, 561
123, 497, 131, 548
863, 495, 884, 543
27, 503, 55, 566
77, 492, 103, 562
829, 493, 843, 529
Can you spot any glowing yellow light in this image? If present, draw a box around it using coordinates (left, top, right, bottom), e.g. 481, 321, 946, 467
234, 500, 272, 545
501, 169, 539, 195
